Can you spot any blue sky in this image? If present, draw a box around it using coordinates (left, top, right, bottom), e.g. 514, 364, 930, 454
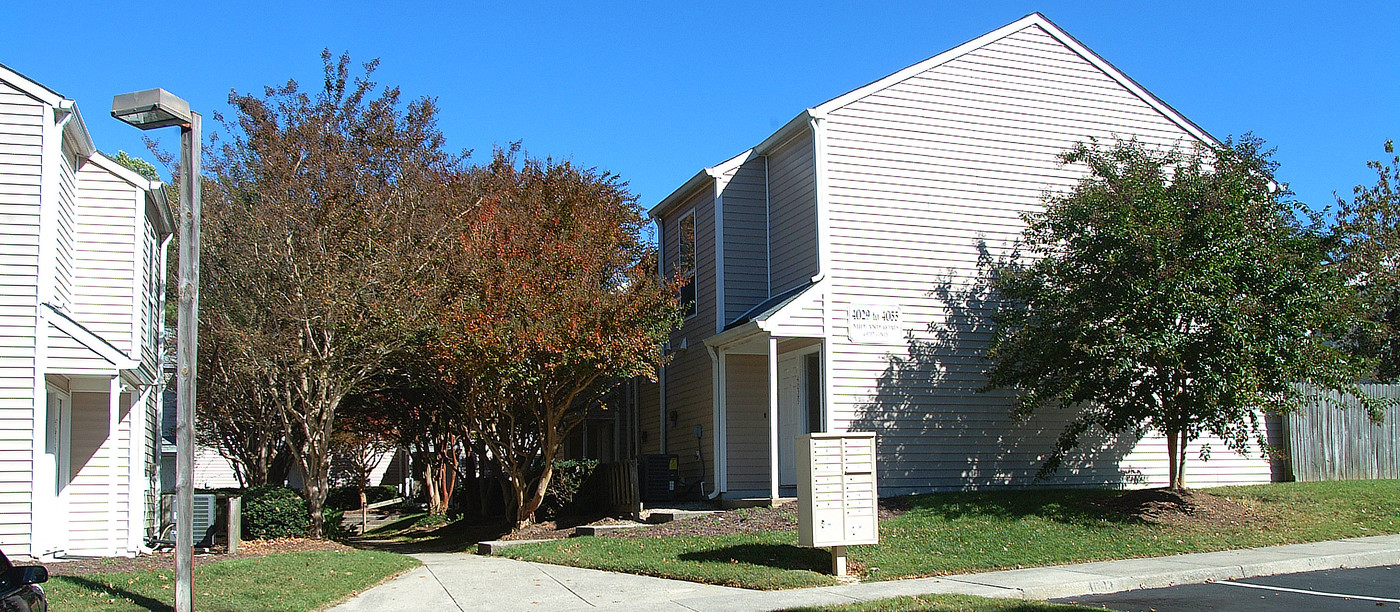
3, 1, 1397, 217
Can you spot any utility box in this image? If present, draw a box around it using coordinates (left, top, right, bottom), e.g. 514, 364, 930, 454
797, 433, 878, 549
640, 454, 679, 503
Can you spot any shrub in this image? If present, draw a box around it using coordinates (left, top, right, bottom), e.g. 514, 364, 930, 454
537, 459, 599, 521
325, 485, 399, 511
322, 507, 349, 540
242, 485, 309, 539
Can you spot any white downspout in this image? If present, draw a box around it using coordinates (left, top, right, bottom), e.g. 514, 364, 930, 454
808, 113, 829, 285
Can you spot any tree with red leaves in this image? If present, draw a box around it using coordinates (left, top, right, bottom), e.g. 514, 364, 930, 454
432, 148, 682, 529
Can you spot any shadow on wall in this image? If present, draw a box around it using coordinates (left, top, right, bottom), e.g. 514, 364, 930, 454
850, 240, 1145, 493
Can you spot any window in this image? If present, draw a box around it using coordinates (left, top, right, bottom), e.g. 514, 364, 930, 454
678, 211, 697, 318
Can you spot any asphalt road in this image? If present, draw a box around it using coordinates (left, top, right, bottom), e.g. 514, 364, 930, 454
1054, 565, 1400, 611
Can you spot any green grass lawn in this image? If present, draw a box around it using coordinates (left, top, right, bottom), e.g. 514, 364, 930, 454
46, 549, 419, 612
778, 594, 1102, 612
499, 480, 1400, 589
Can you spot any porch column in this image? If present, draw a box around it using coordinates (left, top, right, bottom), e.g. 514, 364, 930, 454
129, 386, 153, 554
768, 336, 779, 503
108, 376, 121, 556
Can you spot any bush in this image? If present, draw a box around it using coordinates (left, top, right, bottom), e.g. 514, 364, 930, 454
325, 485, 399, 511
242, 485, 309, 539
537, 459, 599, 521
322, 507, 349, 540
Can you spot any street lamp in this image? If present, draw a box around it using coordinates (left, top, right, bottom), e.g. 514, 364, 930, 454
112, 88, 200, 612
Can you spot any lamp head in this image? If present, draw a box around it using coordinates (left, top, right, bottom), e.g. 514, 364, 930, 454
111, 88, 192, 130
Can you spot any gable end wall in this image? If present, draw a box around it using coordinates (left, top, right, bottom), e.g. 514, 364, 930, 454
820, 24, 1272, 492
0, 80, 43, 555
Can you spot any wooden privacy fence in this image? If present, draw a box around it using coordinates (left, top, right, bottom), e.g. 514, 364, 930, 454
580, 460, 640, 517
1287, 383, 1400, 481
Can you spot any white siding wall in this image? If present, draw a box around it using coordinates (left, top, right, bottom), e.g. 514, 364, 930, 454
71, 164, 137, 353
0, 81, 43, 555
52, 144, 76, 312
766, 131, 818, 294
137, 215, 161, 382
64, 390, 134, 556
821, 24, 1270, 492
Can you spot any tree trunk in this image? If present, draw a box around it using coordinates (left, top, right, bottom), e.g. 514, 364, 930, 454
1165, 428, 1187, 491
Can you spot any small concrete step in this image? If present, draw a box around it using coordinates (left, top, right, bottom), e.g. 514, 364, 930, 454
719, 497, 796, 510
477, 539, 553, 554
645, 509, 722, 524
571, 523, 650, 536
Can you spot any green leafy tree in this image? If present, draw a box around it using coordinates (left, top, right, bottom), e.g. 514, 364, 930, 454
1334, 140, 1400, 381
984, 137, 1383, 490
111, 150, 162, 182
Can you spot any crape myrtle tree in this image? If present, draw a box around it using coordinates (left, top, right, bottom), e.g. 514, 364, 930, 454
1334, 140, 1400, 382
195, 336, 292, 487
433, 149, 682, 529
984, 137, 1384, 491
341, 364, 470, 517
202, 51, 466, 536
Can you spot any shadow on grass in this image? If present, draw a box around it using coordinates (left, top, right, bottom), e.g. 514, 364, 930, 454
361, 514, 426, 536
677, 543, 830, 573
350, 519, 513, 554
895, 489, 1144, 526
56, 575, 169, 611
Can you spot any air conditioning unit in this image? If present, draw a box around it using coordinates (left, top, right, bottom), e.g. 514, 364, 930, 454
640, 454, 678, 503
170, 493, 220, 547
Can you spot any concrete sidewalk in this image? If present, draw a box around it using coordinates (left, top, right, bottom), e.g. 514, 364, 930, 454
327, 534, 1400, 612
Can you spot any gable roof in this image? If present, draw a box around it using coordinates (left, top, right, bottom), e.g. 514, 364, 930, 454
86, 152, 176, 235
0, 62, 98, 158
651, 12, 1219, 219
810, 12, 1218, 146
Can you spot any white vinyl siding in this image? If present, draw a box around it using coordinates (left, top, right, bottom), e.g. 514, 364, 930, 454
70, 163, 138, 354
719, 157, 769, 324
0, 80, 43, 555
64, 390, 134, 556
766, 130, 818, 294
820, 23, 1269, 492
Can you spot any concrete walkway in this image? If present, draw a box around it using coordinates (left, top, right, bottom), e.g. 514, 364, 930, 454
327, 534, 1400, 612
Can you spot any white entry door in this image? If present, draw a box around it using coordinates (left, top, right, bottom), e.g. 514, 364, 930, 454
776, 357, 804, 486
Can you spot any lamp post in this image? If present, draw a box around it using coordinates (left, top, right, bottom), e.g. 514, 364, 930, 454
111, 88, 199, 612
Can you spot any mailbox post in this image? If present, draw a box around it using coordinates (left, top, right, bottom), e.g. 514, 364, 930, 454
797, 432, 878, 576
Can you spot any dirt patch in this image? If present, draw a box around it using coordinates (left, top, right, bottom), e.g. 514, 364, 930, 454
1096, 488, 1263, 528
44, 538, 351, 577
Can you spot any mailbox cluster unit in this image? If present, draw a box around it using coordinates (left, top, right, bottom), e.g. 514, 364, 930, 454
797, 432, 878, 547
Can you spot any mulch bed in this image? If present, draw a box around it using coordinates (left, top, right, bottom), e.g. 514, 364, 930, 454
43, 537, 351, 577
1094, 488, 1264, 527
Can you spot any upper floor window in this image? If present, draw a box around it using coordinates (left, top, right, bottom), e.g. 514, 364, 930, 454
678, 211, 696, 318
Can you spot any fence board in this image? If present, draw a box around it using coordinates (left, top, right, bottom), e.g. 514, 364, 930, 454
1287, 384, 1400, 481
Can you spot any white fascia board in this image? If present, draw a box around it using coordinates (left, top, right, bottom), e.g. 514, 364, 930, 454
57, 101, 96, 159
87, 153, 175, 235
810, 12, 1219, 147
88, 151, 162, 191
649, 169, 714, 219
41, 303, 141, 370
703, 320, 765, 351
752, 112, 814, 156
0, 62, 64, 106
